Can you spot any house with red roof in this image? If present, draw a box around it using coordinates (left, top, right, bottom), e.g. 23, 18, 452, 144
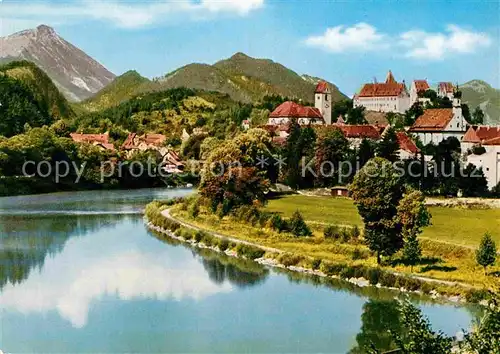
437, 82, 455, 100
268, 101, 324, 126
408, 97, 468, 145
396, 131, 420, 159
464, 126, 500, 190
353, 71, 411, 114
70, 132, 115, 151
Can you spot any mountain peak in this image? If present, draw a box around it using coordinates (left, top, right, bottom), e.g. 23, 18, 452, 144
36, 24, 56, 36
230, 52, 252, 60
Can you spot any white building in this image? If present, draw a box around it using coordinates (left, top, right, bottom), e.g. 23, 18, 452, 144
314, 81, 332, 125
267, 101, 324, 126
267, 81, 331, 126
466, 138, 500, 190
462, 126, 500, 190
437, 82, 455, 100
353, 71, 411, 114
409, 80, 431, 105
409, 98, 468, 145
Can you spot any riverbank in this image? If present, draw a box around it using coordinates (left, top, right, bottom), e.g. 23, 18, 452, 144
144, 200, 494, 305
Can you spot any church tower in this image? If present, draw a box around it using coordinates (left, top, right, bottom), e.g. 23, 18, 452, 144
314, 81, 332, 125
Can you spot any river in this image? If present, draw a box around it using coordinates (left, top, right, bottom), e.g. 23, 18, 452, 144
0, 189, 477, 353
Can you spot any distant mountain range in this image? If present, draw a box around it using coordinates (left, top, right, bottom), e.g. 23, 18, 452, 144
0, 25, 115, 101
82, 52, 348, 111
460, 80, 500, 124
1, 24, 498, 125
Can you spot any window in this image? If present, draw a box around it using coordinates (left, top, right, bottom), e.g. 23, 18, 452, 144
325, 95, 328, 101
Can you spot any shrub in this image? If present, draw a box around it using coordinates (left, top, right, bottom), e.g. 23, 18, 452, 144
270, 214, 288, 232
324, 225, 340, 239
194, 231, 204, 243
351, 248, 367, 260
320, 262, 346, 276
289, 210, 312, 237
366, 268, 382, 285
278, 253, 304, 267
379, 272, 396, 287
351, 225, 360, 239
465, 288, 491, 303
235, 244, 266, 259
219, 238, 230, 252
311, 258, 322, 270
188, 202, 200, 218
340, 228, 350, 243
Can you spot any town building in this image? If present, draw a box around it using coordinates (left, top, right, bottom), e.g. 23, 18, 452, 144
70, 132, 115, 151
409, 80, 431, 105
314, 81, 332, 125
461, 126, 500, 151
396, 131, 420, 159
466, 137, 500, 190
353, 71, 411, 114
267, 101, 324, 126
409, 98, 468, 145
462, 126, 500, 190
437, 82, 455, 99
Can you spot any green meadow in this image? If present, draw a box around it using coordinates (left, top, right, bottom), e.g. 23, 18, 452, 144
264, 194, 500, 248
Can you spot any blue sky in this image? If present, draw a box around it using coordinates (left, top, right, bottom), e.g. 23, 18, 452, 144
1, 0, 499, 95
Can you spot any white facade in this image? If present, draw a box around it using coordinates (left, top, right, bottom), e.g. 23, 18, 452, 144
467, 146, 500, 190
353, 92, 411, 114
412, 99, 468, 146
267, 117, 323, 125
315, 88, 332, 125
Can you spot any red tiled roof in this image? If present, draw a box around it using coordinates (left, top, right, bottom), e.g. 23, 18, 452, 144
409, 109, 454, 132
122, 133, 166, 149
463, 126, 500, 143
439, 82, 454, 93
70, 133, 109, 144
413, 80, 430, 92
269, 101, 323, 119
315, 81, 329, 93
396, 132, 420, 154
385, 71, 396, 84
483, 137, 500, 146
358, 82, 406, 97
333, 124, 382, 139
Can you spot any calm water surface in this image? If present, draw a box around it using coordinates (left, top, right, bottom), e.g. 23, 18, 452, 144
0, 189, 476, 353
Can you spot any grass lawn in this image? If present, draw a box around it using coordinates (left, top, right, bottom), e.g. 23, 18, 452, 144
264, 194, 500, 248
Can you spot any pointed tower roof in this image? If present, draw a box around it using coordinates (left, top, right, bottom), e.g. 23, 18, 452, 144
336, 115, 346, 125
385, 70, 396, 84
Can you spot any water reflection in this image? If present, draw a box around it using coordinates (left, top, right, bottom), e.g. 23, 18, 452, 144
152, 232, 270, 288
0, 218, 233, 328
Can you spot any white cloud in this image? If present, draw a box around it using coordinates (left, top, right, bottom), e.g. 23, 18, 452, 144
400, 25, 492, 60
305, 23, 492, 60
0, 0, 264, 32
304, 23, 386, 53
0, 226, 232, 328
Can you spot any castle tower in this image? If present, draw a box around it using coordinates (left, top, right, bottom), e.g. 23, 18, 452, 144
314, 81, 332, 125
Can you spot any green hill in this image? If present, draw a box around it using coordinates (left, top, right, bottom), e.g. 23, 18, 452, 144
0, 61, 74, 136
80, 70, 150, 112
461, 80, 500, 124
82, 52, 347, 110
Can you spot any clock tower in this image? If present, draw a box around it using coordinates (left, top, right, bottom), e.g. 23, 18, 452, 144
314, 81, 332, 125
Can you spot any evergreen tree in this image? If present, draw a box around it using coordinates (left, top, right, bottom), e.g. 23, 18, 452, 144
288, 210, 312, 237
357, 139, 375, 169
476, 233, 497, 274
376, 127, 400, 162
403, 234, 422, 272
471, 106, 485, 125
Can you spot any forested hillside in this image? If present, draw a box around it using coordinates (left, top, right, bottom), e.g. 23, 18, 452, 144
0, 61, 74, 136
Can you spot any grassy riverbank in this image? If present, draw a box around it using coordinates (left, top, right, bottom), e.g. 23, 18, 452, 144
143, 196, 499, 301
